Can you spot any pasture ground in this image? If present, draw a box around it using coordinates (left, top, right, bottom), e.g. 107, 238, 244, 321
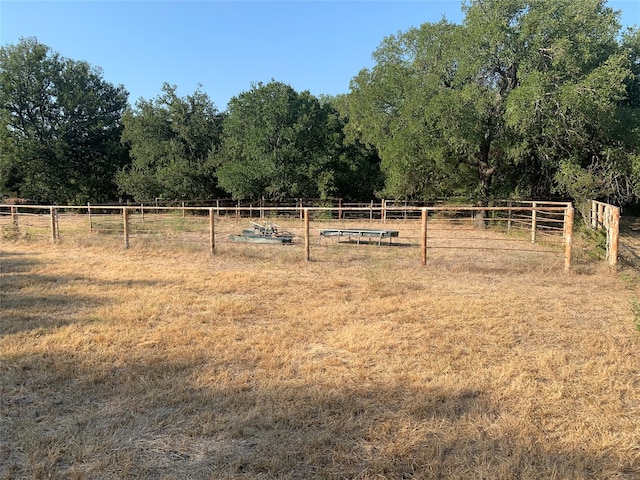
1, 216, 639, 479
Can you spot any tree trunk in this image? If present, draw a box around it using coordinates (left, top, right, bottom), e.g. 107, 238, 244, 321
474, 140, 495, 229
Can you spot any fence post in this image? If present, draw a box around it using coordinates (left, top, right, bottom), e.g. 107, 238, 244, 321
87, 202, 93, 232
304, 208, 310, 262
421, 208, 428, 266
531, 202, 537, 244
597, 202, 604, 227
591, 200, 597, 228
50, 207, 57, 243
507, 201, 512, 234
209, 208, 215, 255
11, 206, 18, 231
123, 207, 130, 249
609, 206, 620, 267
564, 205, 574, 272
338, 198, 343, 221
382, 199, 387, 224
369, 200, 374, 223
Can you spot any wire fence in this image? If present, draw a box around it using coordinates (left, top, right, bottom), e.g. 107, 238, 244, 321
0, 202, 574, 270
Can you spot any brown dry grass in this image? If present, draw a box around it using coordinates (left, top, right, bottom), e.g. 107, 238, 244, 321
1, 216, 639, 479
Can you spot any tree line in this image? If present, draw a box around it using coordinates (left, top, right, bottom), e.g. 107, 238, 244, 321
1, 0, 639, 216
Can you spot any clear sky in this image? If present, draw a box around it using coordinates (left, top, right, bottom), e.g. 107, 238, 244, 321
1, 1, 638, 111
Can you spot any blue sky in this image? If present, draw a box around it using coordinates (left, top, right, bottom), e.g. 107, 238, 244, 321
1, 1, 638, 111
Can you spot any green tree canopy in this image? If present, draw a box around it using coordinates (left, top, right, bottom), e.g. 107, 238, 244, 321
214, 82, 383, 201
213, 81, 332, 201
0, 37, 129, 203
116, 83, 225, 202
343, 0, 640, 210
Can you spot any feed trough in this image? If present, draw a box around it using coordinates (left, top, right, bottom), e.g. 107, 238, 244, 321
229, 221, 294, 244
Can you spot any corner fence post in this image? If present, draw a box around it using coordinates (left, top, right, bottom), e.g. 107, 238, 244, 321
209, 208, 215, 255
304, 208, 310, 262
564, 205, 574, 272
123, 207, 130, 249
609, 206, 620, 267
421, 208, 428, 266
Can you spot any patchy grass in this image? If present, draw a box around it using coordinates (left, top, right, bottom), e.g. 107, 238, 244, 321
1, 219, 639, 479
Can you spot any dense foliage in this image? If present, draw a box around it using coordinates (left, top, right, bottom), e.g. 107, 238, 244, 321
342, 0, 640, 211
0, 38, 128, 204
213, 81, 382, 201
1, 0, 638, 208
116, 84, 225, 202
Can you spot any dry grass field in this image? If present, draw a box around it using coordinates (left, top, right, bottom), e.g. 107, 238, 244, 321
1, 215, 639, 479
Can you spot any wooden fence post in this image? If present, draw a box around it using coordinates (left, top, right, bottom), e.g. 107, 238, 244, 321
507, 201, 512, 234
123, 207, 130, 249
382, 199, 386, 224
369, 200, 374, 223
591, 200, 597, 228
564, 205, 574, 272
209, 208, 215, 255
304, 208, 310, 262
421, 208, 428, 266
597, 202, 604, 228
50, 207, 57, 243
11, 206, 18, 230
609, 206, 620, 267
87, 202, 93, 232
531, 202, 537, 244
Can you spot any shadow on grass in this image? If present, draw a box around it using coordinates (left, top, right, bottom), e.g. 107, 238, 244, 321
0, 250, 164, 337
2, 348, 637, 480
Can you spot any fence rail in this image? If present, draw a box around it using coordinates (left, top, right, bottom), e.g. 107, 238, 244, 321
1, 202, 575, 270
589, 200, 620, 266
